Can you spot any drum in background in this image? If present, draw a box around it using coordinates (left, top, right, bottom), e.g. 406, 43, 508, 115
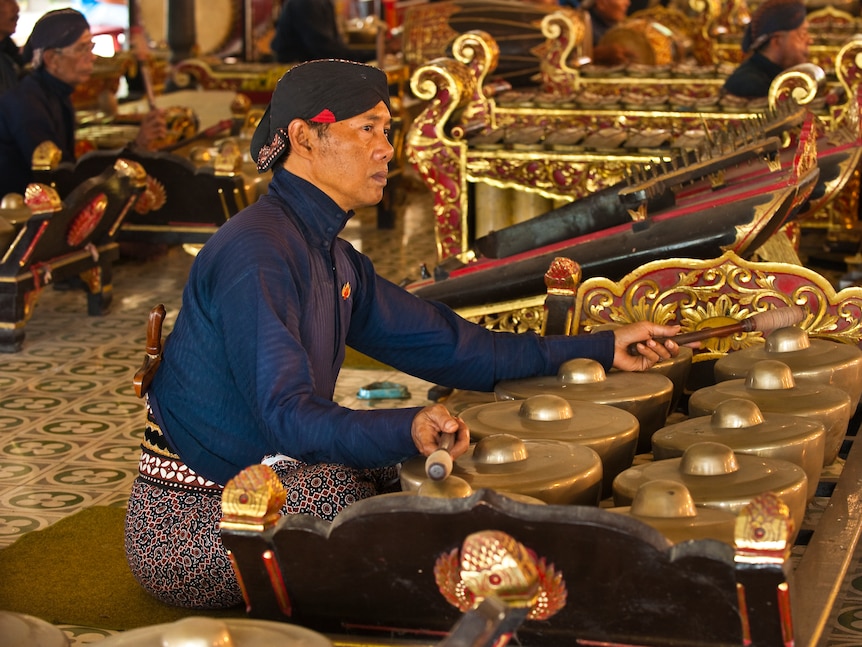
400, 0, 563, 88
137, 0, 273, 57
598, 16, 690, 66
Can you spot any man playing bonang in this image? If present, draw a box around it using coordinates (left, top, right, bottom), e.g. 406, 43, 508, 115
125, 59, 685, 610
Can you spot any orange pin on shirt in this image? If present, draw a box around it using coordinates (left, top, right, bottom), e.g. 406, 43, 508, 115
341, 283, 351, 300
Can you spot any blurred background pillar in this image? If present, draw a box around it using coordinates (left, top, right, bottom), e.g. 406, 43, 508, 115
167, 0, 196, 63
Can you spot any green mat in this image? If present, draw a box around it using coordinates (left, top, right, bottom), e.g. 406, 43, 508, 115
344, 346, 391, 370
0, 506, 244, 630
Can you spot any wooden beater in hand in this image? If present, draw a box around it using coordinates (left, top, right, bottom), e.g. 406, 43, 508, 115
627, 305, 807, 356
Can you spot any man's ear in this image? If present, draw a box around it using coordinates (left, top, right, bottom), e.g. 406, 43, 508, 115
287, 120, 314, 156
41, 49, 59, 75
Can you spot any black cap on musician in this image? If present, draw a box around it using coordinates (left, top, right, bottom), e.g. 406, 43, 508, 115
251, 59, 391, 173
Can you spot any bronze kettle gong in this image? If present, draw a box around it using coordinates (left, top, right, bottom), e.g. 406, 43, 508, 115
714, 326, 862, 410
652, 397, 825, 500
612, 441, 808, 540
495, 358, 674, 455
459, 393, 639, 497
688, 359, 851, 465
400, 433, 604, 505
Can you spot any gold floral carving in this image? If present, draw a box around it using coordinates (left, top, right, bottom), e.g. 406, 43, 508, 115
435, 530, 566, 620
79, 266, 103, 294
574, 250, 862, 361
833, 38, 862, 108
221, 464, 286, 532
464, 303, 545, 334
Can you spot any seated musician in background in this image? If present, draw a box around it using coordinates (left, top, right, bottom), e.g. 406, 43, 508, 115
0, 8, 166, 198
0, 0, 22, 95
124, 58, 686, 610
270, 0, 398, 63
722, 0, 811, 99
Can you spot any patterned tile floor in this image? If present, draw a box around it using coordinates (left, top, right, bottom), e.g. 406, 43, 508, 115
1, 183, 862, 645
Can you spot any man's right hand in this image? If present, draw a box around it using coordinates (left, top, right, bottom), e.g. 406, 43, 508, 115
411, 404, 470, 459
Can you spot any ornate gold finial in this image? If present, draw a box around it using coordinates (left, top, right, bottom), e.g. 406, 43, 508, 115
24, 183, 62, 215
628, 203, 648, 222
114, 159, 148, 188
215, 139, 244, 176
221, 464, 286, 531
544, 257, 581, 295
31, 141, 63, 171
435, 530, 567, 620
230, 93, 252, 118
734, 492, 792, 564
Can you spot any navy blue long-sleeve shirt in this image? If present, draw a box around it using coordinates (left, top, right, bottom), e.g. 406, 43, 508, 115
0, 36, 22, 97
722, 51, 784, 99
0, 67, 76, 197
150, 168, 614, 485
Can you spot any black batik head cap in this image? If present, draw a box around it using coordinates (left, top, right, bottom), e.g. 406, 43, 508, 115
250, 59, 392, 173
742, 0, 806, 53
23, 8, 89, 65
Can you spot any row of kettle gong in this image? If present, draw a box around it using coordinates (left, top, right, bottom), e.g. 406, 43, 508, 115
399, 325, 862, 545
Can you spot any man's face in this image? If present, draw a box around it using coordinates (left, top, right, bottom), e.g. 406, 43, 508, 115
774, 21, 810, 69
44, 29, 95, 86
0, 0, 19, 40
594, 0, 630, 24
304, 101, 394, 212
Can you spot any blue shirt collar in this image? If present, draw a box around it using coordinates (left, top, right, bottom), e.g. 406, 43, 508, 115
267, 166, 353, 247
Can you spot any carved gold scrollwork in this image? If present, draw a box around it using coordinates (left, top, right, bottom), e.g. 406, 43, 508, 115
31, 141, 63, 171
834, 37, 862, 113
113, 159, 147, 189
768, 64, 825, 112
539, 9, 583, 94
407, 58, 475, 259
452, 30, 499, 93
24, 183, 62, 216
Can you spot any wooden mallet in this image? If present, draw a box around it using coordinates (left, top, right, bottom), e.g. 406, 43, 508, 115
425, 432, 456, 481
626, 305, 807, 356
